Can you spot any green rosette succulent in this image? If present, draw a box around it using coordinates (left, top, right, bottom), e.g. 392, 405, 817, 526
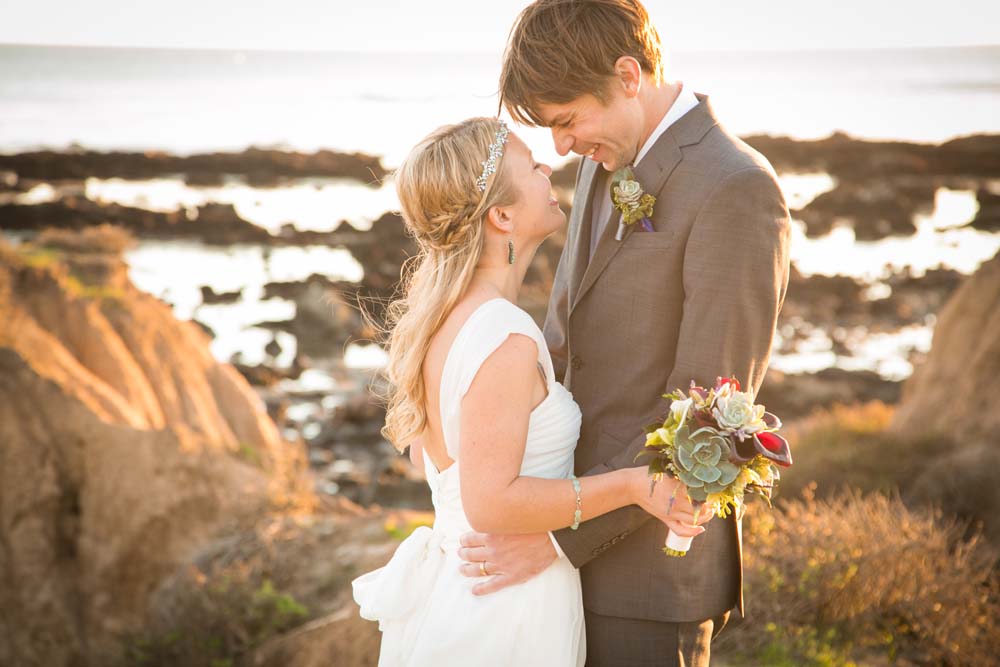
673, 424, 741, 503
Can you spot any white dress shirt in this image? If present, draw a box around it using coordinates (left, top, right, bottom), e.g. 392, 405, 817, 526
589, 83, 699, 259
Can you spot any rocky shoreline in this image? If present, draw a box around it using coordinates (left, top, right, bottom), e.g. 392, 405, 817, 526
2, 132, 999, 666
2, 133, 998, 503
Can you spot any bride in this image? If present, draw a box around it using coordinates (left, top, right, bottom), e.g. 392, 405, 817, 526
352, 117, 706, 666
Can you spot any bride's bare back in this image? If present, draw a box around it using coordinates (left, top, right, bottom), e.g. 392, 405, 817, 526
417, 292, 548, 474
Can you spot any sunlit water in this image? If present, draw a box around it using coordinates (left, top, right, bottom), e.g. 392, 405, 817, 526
124, 241, 363, 366
5, 171, 996, 382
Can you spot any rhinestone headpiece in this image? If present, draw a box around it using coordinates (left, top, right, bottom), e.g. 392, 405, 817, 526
475, 120, 510, 193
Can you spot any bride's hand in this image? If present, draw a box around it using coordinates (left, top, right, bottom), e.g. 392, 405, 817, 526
628, 468, 713, 538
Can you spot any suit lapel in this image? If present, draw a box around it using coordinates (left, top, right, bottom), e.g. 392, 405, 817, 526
570, 135, 683, 314
568, 94, 718, 315
566, 157, 600, 309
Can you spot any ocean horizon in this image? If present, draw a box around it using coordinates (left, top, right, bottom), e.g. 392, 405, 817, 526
2, 43, 999, 166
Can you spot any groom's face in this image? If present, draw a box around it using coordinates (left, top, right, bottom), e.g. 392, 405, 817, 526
534, 83, 643, 173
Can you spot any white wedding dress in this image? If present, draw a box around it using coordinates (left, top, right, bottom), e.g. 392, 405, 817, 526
352, 298, 586, 666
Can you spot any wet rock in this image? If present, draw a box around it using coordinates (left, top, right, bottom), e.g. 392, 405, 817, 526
795, 181, 935, 239
744, 132, 1000, 182
234, 362, 295, 387
870, 268, 963, 324
265, 336, 283, 358
781, 266, 962, 334
0, 196, 275, 244
782, 266, 867, 322
200, 285, 242, 304
259, 274, 374, 358
0, 146, 387, 186
970, 188, 1000, 232
0, 169, 20, 191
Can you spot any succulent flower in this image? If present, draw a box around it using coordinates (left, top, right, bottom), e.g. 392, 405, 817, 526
614, 179, 643, 206
713, 390, 767, 437
673, 425, 741, 503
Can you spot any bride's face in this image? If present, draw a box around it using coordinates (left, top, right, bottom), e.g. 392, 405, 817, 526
501, 133, 566, 241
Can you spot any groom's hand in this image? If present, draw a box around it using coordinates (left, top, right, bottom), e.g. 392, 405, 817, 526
457, 531, 557, 596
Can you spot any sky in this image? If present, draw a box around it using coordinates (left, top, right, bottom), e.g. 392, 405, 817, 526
1, 0, 998, 53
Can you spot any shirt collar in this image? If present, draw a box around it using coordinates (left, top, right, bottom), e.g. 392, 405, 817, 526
634, 83, 699, 167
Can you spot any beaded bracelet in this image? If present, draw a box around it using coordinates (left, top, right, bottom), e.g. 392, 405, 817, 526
570, 474, 582, 530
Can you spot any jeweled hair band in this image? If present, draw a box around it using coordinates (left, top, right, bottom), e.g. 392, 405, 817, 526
475, 120, 510, 192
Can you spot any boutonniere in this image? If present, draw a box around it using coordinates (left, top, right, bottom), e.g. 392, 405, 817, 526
610, 166, 656, 240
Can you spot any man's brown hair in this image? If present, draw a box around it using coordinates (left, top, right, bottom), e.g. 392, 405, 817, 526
499, 0, 664, 126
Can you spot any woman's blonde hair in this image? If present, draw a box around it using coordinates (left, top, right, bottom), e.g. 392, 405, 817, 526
381, 117, 518, 451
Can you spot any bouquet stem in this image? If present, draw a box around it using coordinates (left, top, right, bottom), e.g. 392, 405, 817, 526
662, 502, 703, 557
662, 530, 693, 557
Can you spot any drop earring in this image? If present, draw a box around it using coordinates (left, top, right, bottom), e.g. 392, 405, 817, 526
507, 239, 515, 265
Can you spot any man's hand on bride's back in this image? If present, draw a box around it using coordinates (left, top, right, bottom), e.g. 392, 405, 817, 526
457, 531, 557, 595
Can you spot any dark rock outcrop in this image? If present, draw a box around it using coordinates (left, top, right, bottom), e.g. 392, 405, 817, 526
0, 147, 387, 186
970, 188, 1000, 232
744, 132, 1000, 182
795, 181, 935, 239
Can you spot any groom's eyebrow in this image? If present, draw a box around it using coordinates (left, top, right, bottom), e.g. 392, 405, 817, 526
549, 113, 570, 127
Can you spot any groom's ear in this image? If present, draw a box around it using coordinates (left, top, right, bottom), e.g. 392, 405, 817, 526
614, 56, 643, 98
486, 205, 514, 235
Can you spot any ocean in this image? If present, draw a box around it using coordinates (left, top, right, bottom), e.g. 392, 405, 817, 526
2, 44, 999, 165
2, 43, 999, 383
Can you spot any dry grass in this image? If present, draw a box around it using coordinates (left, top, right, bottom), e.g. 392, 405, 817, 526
717, 487, 1000, 667
777, 401, 1000, 543
775, 401, 939, 499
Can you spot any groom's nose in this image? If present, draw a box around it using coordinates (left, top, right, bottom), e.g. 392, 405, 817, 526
551, 127, 573, 157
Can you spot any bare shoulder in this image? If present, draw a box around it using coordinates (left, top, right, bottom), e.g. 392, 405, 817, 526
471, 333, 539, 388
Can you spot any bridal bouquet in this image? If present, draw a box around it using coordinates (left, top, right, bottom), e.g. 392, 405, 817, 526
639, 377, 792, 557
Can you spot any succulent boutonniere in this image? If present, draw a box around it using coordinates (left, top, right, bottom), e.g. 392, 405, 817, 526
610, 166, 656, 240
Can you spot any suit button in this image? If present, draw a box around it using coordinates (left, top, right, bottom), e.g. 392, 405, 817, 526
571, 355, 583, 370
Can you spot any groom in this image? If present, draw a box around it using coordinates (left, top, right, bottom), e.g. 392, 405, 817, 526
459, 1, 790, 664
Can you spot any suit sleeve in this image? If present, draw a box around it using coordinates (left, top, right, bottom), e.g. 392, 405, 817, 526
552, 166, 791, 568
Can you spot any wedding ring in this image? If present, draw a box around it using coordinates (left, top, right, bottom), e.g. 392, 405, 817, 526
480, 561, 489, 576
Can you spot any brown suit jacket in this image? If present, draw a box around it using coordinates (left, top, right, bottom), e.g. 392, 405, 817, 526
547, 95, 791, 623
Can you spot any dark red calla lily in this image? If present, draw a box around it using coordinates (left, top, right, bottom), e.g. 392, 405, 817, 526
730, 435, 758, 464
715, 376, 741, 392
754, 432, 792, 467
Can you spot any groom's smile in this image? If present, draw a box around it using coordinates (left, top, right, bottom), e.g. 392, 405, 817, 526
534, 91, 643, 173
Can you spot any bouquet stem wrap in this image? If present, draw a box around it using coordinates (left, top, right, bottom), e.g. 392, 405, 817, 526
664, 530, 694, 557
